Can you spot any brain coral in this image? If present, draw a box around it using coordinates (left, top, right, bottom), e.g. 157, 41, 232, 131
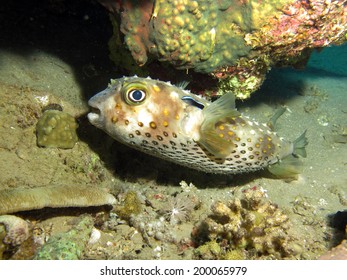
114, 0, 254, 72
36, 109, 78, 149
107, 0, 347, 98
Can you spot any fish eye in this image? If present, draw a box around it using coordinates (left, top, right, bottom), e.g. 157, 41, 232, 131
128, 89, 146, 103
122, 83, 148, 105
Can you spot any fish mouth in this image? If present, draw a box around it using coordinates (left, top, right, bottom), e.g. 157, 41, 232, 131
87, 106, 103, 127
87, 88, 113, 128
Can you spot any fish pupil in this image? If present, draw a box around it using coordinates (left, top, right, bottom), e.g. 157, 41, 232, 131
129, 89, 145, 102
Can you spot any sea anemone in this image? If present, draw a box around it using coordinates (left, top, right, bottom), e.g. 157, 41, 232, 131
160, 193, 195, 226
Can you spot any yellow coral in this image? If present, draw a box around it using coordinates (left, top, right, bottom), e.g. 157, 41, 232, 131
195, 188, 301, 259
115, 191, 142, 220
36, 110, 78, 149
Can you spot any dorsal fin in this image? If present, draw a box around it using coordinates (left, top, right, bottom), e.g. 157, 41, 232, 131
198, 93, 240, 158
175, 80, 190, 89
203, 92, 237, 117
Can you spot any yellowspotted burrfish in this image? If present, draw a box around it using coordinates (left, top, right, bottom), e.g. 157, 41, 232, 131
88, 76, 308, 178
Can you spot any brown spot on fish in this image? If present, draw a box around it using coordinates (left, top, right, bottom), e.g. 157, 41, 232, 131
138, 122, 143, 127
112, 116, 118, 123
150, 121, 157, 129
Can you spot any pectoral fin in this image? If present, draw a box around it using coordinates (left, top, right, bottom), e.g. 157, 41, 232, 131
199, 93, 239, 158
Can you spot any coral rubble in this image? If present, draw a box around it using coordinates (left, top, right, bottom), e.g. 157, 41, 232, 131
106, 0, 347, 98
0, 185, 116, 215
194, 188, 302, 259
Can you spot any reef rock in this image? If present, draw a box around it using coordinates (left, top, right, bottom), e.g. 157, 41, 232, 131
319, 239, 347, 260
0, 215, 29, 246
101, 0, 347, 99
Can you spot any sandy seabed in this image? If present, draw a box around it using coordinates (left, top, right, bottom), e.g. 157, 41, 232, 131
0, 0, 346, 260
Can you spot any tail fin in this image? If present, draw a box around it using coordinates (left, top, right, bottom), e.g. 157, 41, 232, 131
267, 154, 304, 179
267, 130, 308, 179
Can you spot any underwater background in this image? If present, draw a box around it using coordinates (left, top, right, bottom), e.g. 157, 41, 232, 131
0, 0, 346, 259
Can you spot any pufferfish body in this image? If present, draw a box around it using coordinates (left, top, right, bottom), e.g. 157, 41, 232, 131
88, 77, 307, 178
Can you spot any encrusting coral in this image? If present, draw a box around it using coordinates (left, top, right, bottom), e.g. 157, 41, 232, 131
114, 191, 142, 221
194, 188, 303, 259
0, 185, 116, 215
105, 0, 347, 99
34, 215, 93, 260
